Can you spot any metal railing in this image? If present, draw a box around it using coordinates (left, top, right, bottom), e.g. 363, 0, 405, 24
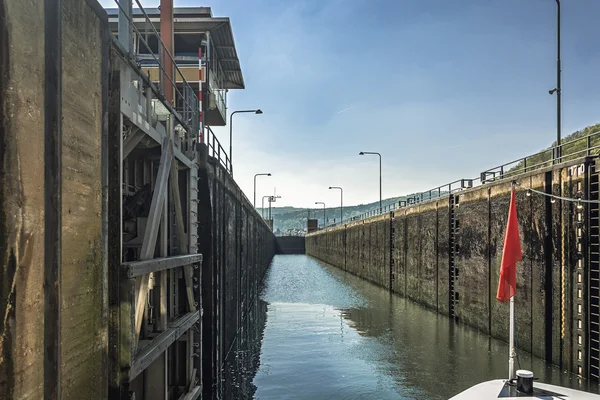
211, 89, 227, 123
480, 130, 600, 183
338, 179, 475, 226
204, 127, 232, 173
111, 0, 199, 147
348, 202, 399, 222
322, 130, 600, 230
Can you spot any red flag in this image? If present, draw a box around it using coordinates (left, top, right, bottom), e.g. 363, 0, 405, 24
496, 187, 522, 302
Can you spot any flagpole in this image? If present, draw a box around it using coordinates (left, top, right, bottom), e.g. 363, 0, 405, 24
509, 181, 516, 382
509, 295, 515, 381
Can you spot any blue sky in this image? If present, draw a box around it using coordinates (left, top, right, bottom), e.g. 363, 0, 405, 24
102, 0, 600, 208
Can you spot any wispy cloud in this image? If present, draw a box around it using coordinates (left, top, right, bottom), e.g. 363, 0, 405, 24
335, 106, 354, 114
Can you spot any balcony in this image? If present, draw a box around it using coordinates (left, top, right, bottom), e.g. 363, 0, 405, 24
136, 56, 226, 126
106, 7, 244, 127
139, 57, 200, 83
204, 89, 226, 126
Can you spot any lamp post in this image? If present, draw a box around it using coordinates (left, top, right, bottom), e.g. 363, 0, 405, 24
269, 195, 281, 220
229, 109, 263, 175
549, 0, 561, 162
261, 195, 270, 219
329, 186, 343, 223
254, 173, 271, 208
315, 202, 326, 228
359, 151, 382, 212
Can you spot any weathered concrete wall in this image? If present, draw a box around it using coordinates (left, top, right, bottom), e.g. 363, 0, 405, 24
196, 147, 275, 399
456, 182, 490, 335
388, 201, 443, 310
0, 1, 45, 397
306, 157, 596, 376
60, 1, 107, 398
0, 1, 108, 398
437, 201, 450, 315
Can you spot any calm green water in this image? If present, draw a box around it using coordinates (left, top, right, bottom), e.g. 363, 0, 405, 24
252, 255, 599, 399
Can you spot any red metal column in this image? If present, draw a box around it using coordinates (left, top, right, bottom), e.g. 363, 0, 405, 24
198, 48, 204, 142
160, 0, 174, 104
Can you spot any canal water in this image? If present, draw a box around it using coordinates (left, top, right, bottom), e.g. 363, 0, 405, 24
252, 255, 599, 399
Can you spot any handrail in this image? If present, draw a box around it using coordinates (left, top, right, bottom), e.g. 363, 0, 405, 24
479, 130, 600, 183
204, 127, 232, 174
111, 0, 199, 150
111, 1, 241, 175
323, 130, 600, 229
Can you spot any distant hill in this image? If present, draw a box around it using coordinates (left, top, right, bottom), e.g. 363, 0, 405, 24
263, 123, 600, 232
259, 194, 434, 232
507, 123, 600, 174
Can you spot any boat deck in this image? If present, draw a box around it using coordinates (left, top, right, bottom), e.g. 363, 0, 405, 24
450, 379, 600, 399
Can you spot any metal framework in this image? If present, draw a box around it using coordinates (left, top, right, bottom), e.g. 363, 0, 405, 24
108, 1, 202, 398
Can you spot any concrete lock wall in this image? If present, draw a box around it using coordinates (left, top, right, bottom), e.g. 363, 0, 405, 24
197, 145, 275, 399
307, 157, 597, 377
0, 0, 108, 398
1, 1, 274, 397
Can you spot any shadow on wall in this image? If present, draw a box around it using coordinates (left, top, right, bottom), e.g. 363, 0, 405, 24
196, 148, 276, 399
221, 298, 268, 399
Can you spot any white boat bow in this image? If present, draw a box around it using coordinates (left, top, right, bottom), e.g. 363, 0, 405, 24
449, 379, 600, 399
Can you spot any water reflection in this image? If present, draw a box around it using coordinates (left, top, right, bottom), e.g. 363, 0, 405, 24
222, 298, 268, 399
252, 255, 599, 399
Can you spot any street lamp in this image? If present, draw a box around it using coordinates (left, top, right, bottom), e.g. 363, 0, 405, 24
549, 0, 561, 162
229, 109, 263, 175
261, 195, 270, 219
359, 151, 382, 212
315, 202, 326, 228
261, 195, 280, 219
254, 173, 271, 208
328, 186, 343, 223
268, 195, 281, 220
